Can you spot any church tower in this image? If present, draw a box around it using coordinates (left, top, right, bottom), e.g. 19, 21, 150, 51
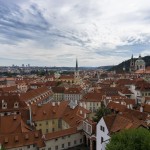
135, 54, 145, 71
130, 54, 135, 72
74, 58, 80, 84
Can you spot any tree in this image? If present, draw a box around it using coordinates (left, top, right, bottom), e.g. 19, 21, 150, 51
106, 128, 150, 150
93, 104, 111, 122
0, 146, 6, 150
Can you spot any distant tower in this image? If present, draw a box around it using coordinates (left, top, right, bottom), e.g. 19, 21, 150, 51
130, 54, 135, 72
76, 58, 78, 72
135, 54, 145, 71
74, 58, 80, 84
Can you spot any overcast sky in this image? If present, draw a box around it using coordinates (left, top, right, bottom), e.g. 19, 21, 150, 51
0, 0, 150, 67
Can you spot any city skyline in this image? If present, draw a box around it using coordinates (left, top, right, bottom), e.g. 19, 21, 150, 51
0, 0, 150, 67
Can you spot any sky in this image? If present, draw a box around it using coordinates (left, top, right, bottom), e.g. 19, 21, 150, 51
0, 0, 150, 67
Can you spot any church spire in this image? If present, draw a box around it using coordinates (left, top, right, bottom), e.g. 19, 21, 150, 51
76, 58, 78, 71
131, 54, 133, 59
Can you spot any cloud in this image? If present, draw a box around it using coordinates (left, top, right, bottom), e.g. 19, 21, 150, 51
0, 0, 150, 66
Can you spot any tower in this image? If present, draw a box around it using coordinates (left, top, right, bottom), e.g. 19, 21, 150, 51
74, 58, 80, 84
135, 54, 145, 71
130, 54, 135, 72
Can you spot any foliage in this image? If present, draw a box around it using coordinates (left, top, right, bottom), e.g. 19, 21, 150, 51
93, 104, 111, 122
106, 128, 150, 150
0, 146, 6, 150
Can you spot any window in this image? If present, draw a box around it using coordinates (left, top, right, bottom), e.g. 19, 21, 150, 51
88, 125, 91, 134
68, 142, 71, 147
101, 137, 104, 143
62, 144, 64, 148
74, 140, 77, 145
39, 123, 42, 126
83, 122, 86, 131
55, 138, 58, 141
48, 148, 51, 150
100, 126, 105, 132
55, 146, 58, 150
80, 139, 82, 143
52, 128, 55, 132
58, 119, 62, 128
46, 121, 48, 125
27, 145, 30, 148
46, 129, 48, 133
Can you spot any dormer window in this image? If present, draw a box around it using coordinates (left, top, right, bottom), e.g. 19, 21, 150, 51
14, 136, 19, 142
4, 137, 8, 143
14, 102, 19, 108
2, 100, 7, 109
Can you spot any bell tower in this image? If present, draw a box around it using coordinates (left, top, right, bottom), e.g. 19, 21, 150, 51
74, 58, 80, 84
130, 54, 135, 72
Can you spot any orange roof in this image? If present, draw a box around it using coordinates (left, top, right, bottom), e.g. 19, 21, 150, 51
45, 127, 79, 140
81, 92, 103, 102
0, 130, 45, 149
0, 86, 17, 93
0, 94, 26, 112
107, 101, 127, 112
64, 87, 81, 94
32, 101, 90, 128
143, 104, 150, 113
0, 114, 31, 134
20, 86, 52, 103
103, 113, 147, 134
60, 75, 74, 80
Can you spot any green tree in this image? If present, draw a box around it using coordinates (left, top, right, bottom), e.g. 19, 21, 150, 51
106, 128, 150, 150
93, 104, 111, 122
0, 146, 6, 150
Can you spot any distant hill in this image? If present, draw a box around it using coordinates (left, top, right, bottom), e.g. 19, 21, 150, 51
109, 55, 150, 73
97, 65, 113, 70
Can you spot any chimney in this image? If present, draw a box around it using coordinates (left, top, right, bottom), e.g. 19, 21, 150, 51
84, 113, 87, 119
140, 106, 143, 112
75, 100, 78, 105
84, 103, 86, 109
80, 110, 83, 115
52, 102, 55, 106
80, 102, 83, 107
13, 116, 17, 120
57, 102, 60, 105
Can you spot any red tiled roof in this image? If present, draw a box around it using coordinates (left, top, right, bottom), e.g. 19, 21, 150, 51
0, 94, 27, 112
81, 92, 103, 102
0, 114, 31, 134
0, 130, 45, 149
64, 87, 81, 94
107, 101, 127, 112
19, 86, 51, 103
103, 113, 147, 134
45, 127, 79, 140
52, 87, 65, 93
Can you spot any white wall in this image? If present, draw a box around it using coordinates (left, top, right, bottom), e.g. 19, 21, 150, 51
96, 118, 110, 150
44, 132, 83, 150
